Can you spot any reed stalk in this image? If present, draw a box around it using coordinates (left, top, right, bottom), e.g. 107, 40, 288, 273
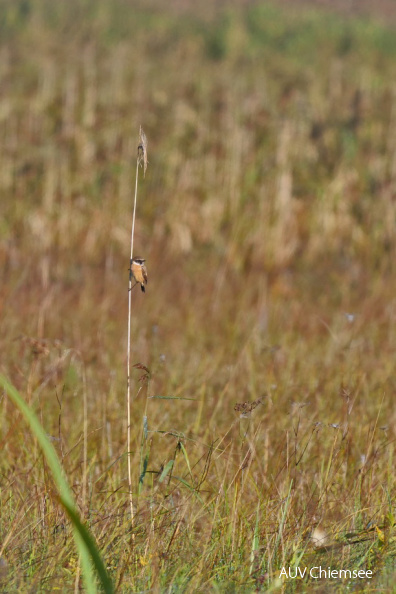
127, 127, 147, 531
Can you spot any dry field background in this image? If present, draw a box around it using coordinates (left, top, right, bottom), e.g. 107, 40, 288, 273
1, 0, 396, 591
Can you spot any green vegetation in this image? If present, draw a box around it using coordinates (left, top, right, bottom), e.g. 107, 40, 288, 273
0, 376, 114, 593
1, 0, 396, 591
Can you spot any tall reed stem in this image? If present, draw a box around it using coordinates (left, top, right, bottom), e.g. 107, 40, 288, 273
127, 127, 147, 532
127, 158, 139, 530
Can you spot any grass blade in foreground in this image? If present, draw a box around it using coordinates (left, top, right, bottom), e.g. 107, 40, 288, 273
0, 375, 114, 594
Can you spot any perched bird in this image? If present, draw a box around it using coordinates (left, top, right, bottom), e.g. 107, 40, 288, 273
130, 258, 148, 293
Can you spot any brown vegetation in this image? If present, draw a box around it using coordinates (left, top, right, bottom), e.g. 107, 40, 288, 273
0, 0, 395, 591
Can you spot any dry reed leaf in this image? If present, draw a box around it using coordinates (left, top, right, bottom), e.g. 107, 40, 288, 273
138, 126, 148, 177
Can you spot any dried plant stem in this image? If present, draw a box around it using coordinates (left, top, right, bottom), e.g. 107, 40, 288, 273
127, 157, 139, 531
82, 365, 88, 515
127, 126, 147, 534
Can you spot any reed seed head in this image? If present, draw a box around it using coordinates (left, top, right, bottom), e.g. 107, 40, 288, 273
138, 125, 148, 178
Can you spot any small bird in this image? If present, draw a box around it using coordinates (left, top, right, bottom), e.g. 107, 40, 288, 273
130, 258, 148, 293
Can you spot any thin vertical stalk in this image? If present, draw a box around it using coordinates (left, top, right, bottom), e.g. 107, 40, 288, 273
127, 126, 147, 532
127, 158, 139, 530
82, 365, 88, 515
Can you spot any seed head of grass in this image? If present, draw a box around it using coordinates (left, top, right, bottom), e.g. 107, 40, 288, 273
138, 126, 148, 178
234, 398, 263, 418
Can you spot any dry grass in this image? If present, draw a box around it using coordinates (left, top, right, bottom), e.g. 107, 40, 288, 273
1, 0, 396, 591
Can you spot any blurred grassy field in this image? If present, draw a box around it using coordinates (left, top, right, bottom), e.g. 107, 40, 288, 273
1, 0, 396, 591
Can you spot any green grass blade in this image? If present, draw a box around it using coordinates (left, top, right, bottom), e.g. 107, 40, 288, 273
60, 499, 114, 593
179, 442, 193, 481
0, 375, 114, 594
273, 479, 293, 564
250, 502, 260, 575
139, 453, 149, 487
158, 460, 174, 483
